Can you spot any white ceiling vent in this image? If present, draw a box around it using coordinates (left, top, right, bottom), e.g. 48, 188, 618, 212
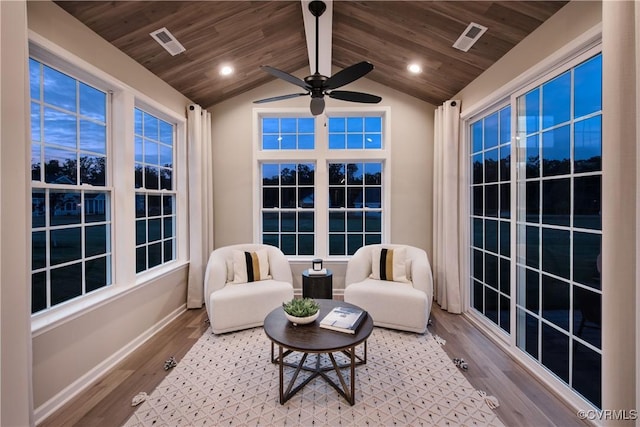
452, 22, 488, 52
150, 27, 186, 56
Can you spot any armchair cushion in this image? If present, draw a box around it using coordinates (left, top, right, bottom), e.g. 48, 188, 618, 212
370, 246, 409, 283
232, 249, 271, 283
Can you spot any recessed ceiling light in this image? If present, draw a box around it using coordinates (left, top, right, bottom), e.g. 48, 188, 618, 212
220, 65, 234, 76
407, 63, 422, 74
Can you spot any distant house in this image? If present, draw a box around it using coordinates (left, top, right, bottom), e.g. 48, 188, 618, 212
85, 193, 106, 216
52, 192, 81, 217
34, 176, 107, 218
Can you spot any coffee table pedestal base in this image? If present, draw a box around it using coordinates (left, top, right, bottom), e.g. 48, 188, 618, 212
271, 341, 367, 405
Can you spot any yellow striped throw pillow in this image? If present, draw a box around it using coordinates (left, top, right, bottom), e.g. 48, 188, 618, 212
370, 247, 409, 283
232, 249, 271, 283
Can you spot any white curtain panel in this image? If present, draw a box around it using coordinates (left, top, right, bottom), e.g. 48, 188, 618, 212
433, 100, 463, 313
187, 104, 213, 308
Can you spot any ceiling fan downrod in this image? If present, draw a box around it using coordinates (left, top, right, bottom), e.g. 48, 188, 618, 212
308, 1, 326, 76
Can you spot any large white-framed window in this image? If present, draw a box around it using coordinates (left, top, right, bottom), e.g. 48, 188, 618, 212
327, 115, 383, 255
261, 161, 316, 256
30, 56, 112, 314
255, 108, 390, 259
29, 37, 188, 325
327, 161, 383, 255
469, 104, 512, 334
465, 47, 602, 409
514, 51, 602, 408
134, 108, 177, 273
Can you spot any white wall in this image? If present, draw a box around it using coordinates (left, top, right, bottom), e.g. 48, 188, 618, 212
601, 0, 638, 416
209, 68, 436, 292
1, 1, 33, 425
25, 1, 193, 420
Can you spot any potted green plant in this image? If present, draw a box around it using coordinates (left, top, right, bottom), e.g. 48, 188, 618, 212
282, 298, 320, 325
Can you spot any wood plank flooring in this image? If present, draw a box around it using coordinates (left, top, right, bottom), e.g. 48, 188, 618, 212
40, 303, 587, 426
428, 305, 587, 427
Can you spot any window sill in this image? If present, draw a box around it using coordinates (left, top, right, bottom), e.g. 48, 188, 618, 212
31, 260, 189, 337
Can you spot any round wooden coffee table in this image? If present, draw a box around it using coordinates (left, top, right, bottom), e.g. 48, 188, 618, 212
263, 299, 373, 405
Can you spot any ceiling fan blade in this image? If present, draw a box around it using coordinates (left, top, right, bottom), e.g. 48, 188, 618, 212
253, 92, 309, 104
310, 97, 325, 116
328, 90, 382, 103
260, 66, 310, 90
325, 61, 374, 90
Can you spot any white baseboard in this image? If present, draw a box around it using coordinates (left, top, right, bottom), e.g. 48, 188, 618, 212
34, 304, 187, 425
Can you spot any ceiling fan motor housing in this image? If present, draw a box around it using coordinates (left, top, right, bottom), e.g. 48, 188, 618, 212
305, 74, 328, 98
309, 1, 327, 18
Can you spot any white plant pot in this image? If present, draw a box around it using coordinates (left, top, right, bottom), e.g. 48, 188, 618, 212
285, 311, 319, 325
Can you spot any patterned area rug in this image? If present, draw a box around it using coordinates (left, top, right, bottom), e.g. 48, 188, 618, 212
125, 326, 503, 426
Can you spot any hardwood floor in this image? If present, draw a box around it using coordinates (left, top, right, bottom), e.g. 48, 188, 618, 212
428, 305, 588, 427
40, 303, 587, 426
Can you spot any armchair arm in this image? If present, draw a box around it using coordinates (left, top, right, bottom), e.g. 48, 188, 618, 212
345, 246, 373, 286
203, 250, 228, 303
409, 248, 434, 302
266, 246, 293, 284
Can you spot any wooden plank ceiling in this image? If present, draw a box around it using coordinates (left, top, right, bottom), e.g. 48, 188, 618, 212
54, 1, 568, 109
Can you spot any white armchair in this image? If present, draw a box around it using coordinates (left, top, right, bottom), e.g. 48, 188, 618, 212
344, 244, 433, 333
204, 244, 294, 334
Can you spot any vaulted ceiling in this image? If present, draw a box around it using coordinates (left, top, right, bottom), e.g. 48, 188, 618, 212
54, 1, 568, 109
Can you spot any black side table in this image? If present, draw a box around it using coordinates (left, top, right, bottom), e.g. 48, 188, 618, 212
302, 269, 333, 299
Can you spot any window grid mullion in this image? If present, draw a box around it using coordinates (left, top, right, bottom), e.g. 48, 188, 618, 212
45, 189, 52, 309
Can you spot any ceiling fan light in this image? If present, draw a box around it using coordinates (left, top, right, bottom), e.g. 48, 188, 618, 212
310, 97, 325, 116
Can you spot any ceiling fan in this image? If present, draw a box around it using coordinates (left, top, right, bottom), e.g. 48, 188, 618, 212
253, 0, 382, 116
